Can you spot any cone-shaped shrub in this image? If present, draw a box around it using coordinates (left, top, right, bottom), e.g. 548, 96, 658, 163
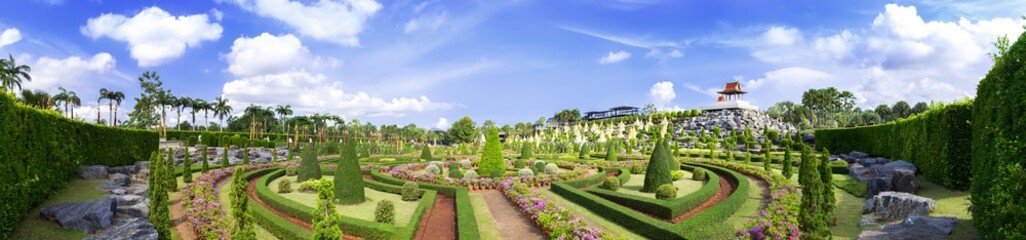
579, 143, 591, 159
335, 140, 365, 204
222, 147, 229, 168
165, 149, 176, 191
201, 146, 209, 173
477, 128, 505, 177
763, 139, 772, 172
229, 167, 256, 240
519, 143, 533, 159
606, 139, 619, 161
798, 145, 829, 238
448, 163, 463, 179
183, 146, 193, 183
420, 145, 432, 161
818, 148, 836, 226
148, 151, 172, 240
242, 145, 250, 165
297, 145, 322, 182
782, 144, 794, 179
642, 139, 673, 192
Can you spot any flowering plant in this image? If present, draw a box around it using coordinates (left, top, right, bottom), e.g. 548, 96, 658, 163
498, 178, 620, 240
682, 159, 802, 239
179, 162, 288, 239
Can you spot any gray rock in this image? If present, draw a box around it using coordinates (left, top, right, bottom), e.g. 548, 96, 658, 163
134, 161, 150, 172
114, 195, 144, 206
108, 173, 130, 187
802, 132, 815, 144
78, 165, 109, 180
849, 151, 870, 159
890, 169, 919, 193
115, 203, 149, 218
858, 221, 948, 240
858, 157, 888, 166
39, 198, 116, 234
107, 166, 137, 175
850, 163, 875, 182
863, 191, 936, 220
904, 215, 958, 234
125, 184, 148, 196
866, 177, 892, 197
110, 188, 126, 195
85, 217, 158, 240
883, 160, 917, 173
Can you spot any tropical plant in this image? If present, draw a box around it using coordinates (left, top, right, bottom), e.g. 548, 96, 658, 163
375, 200, 395, 224
212, 97, 232, 132
1, 54, 32, 93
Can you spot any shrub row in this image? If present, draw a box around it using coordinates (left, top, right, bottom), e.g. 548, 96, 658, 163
0, 94, 158, 238
816, 101, 972, 190
368, 170, 481, 240
551, 163, 750, 239
243, 168, 312, 240
586, 164, 719, 219
254, 169, 399, 239
164, 130, 281, 148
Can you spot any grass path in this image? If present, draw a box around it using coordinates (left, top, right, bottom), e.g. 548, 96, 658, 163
9, 179, 107, 240
214, 174, 279, 240
468, 192, 503, 240
540, 190, 647, 240
723, 174, 769, 229
915, 176, 978, 240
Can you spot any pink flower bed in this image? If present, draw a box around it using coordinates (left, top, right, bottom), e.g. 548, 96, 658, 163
179, 162, 290, 239
497, 178, 619, 240
685, 159, 802, 240
380, 161, 592, 190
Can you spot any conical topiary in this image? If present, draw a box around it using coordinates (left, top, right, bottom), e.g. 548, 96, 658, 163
642, 139, 673, 192
420, 145, 432, 161
477, 128, 505, 177
335, 140, 365, 204
297, 145, 322, 182
578, 143, 591, 159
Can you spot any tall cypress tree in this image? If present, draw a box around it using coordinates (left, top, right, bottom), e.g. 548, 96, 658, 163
165, 148, 177, 191
242, 144, 250, 165
818, 148, 836, 226
520, 143, 534, 160
183, 146, 193, 183
335, 140, 365, 204
781, 144, 794, 179
229, 167, 256, 240
297, 144, 323, 182
201, 146, 209, 173
148, 151, 171, 240
312, 180, 344, 239
798, 145, 828, 239
763, 139, 772, 172
222, 147, 230, 168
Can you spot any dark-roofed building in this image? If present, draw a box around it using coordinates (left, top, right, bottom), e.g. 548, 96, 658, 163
582, 106, 640, 121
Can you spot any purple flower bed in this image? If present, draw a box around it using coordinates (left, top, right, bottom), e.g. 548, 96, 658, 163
179, 162, 289, 239
685, 159, 802, 240
498, 178, 618, 240
382, 162, 592, 190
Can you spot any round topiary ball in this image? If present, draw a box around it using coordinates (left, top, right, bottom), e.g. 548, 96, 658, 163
401, 182, 420, 201
518, 168, 535, 177
630, 164, 646, 174
671, 170, 685, 181
278, 179, 293, 193
460, 159, 473, 169
533, 160, 546, 173
655, 184, 677, 200
601, 176, 620, 191
375, 200, 396, 224
463, 170, 478, 180
692, 168, 707, 180
425, 164, 441, 175
544, 163, 559, 174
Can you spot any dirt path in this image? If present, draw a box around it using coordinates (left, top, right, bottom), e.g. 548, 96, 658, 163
413, 195, 457, 240
246, 177, 314, 231
671, 171, 738, 223
480, 190, 547, 240
170, 194, 197, 240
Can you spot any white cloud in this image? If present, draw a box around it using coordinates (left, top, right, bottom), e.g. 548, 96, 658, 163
649, 81, 676, 105
210, 8, 224, 21
434, 117, 450, 129
561, 26, 684, 60
720, 4, 1025, 107
225, 33, 339, 77
222, 70, 452, 117
404, 11, 448, 34
598, 50, 631, 64
763, 26, 802, 46
0, 28, 22, 48
25, 53, 116, 90
81, 6, 222, 67
225, 0, 382, 46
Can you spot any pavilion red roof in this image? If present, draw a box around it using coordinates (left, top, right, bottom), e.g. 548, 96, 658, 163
717, 81, 747, 94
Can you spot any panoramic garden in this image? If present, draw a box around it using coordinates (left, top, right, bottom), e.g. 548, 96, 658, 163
3, 1, 1026, 240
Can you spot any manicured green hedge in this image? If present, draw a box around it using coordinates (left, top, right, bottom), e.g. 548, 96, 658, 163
164, 130, 281, 148
551, 163, 749, 239
367, 170, 481, 240
586, 164, 718, 219
816, 101, 972, 190
559, 168, 608, 188
243, 168, 312, 240
0, 94, 158, 238
254, 169, 400, 240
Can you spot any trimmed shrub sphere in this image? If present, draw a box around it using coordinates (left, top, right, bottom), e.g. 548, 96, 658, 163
630, 164, 646, 174
655, 184, 677, 200
375, 200, 396, 224
693, 168, 707, 180
425, 164, 441, 175
671, 170, 685, 181
277, 179, 293, 193
401, 182, 420, 201
518, 168, 535, 177
601, 176, 620, 191
460, 160, 473, 169
463, 170, 479, 180
544, 163, 559, 174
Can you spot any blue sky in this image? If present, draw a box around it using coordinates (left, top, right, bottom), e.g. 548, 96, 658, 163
1, 0, 1023, 129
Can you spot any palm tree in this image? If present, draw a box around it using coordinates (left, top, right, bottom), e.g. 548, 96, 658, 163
275, 104, 293, 133
174, 96, 191, 130
97, 88, 109, 124
193, 99, 210, 130
212, 97, 231, 132
188, 98, 201, 130
154, 89, 172, 135
1, 54, 32, 93
53, 87, 69, 116
19, 89, 52, 109
67, 91, 81, 119
108, 90, 124, 126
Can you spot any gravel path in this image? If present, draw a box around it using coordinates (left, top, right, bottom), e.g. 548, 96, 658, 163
413, 195, 457, 240
480, 190, 546, 240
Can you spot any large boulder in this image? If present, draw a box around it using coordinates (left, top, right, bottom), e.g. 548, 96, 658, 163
40, 198, 116, 234
78, 166, 109, 180
866, 177, 893, 197
890, 169, 919, 193
115, 203, 148, 218
108, 173, 130, 187
849, 163, 875, 182
84, 217, 158, 240
863, 191, 936, 220
904, 215, 959, 234
858, 221, 949, 240
883, 160, 917, 173
849, 151, 870, 159
107, 165, 138, 175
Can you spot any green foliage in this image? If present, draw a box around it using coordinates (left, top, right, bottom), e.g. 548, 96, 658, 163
601, 176, 621, 191
278, 179, 292, 193
606, 139, 619, 161
781, 144, 794, 179
402, 182, 420, 201
165, 149, 177, 191
797, 145, 829, 238
670, 170, 684, 180
520, 143, 533, 159
201, 146, 209, 172
533, 160, 546, 174
971, 31, 1026, 240
692, 167, 707, 180
448, 116, 478, 144
297, 145, 322, 182
311, 179, 344, 240
375, 200, 396, 224
1, 93, 157, 236
221, 147, 229, 168
630, 164, 645, 174
544, 163, 559, 174
229, 167, 256, 240
147, 151, 172, 240
763, 139, 772, 172
518, 168, 535, 177
183, 146, 193, 183
242, 146, 250, 165
448, 163, 463, 179
578, 143, 591, 159
642, 140, 674, 192
335, 140, 365, 204
420, 145, 432, 161
477, 128, 505, 177
816, 100, 972, 190
655, 184, 677, 200
285, 166, 297, 176
818, 149, 835, 226
514, 159, 525, 168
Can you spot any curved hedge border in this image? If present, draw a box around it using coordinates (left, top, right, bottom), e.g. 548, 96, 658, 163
368, 170, 481, 240
551, 163, 750, 239
242, 168, 312, 240
254, 169, 436, 240
586, 164, 719, 219
816, 101, 972, 190
0, 93, 158, 238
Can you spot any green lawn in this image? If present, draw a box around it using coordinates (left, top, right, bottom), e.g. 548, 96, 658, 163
831, 179, 866, 240
541, 190, 647, 240
217, 178, 282, 240
617, 173, 706, 199
9, 179, 108, 240
723, 175, 766, 229
915, 177, 978, 240
175, 171, 204, 191
269, 176, 419, 225
468, 192, 502, 240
